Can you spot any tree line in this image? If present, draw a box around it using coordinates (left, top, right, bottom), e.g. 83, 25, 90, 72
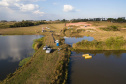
9, 21, 47, 28
56, 18, 126, 23
107, 18, 126, 23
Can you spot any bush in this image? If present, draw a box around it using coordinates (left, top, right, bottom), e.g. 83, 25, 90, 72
106, 36, 125, 49
9, 21, 47, 28
10, 21, 34, 28
76, 40, 104, 49
19, 57, 31, 66
77, 29, 85, 33
100, 26, 119, 31
74, 36, 126, 50
34, 21, 47, 25
0, 24, 10, 28
32, 37, 44, 50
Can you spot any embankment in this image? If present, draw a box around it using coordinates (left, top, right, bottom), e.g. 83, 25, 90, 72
0, 34, 71, 84
73, 36, 126, 50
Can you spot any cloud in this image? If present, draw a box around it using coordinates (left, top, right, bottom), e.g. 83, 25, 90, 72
33, 10, 45, 16
33, 0, 46, 1
63, 5, 74, 12
0, 0, 20, 6
0, 0, 45, 20
0, 6, 46, 21
17, 4, 39, 12
0, 7, 32, 20
0, 0, 9, 7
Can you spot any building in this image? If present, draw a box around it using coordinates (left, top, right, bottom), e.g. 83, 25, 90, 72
93, 18, 106, 21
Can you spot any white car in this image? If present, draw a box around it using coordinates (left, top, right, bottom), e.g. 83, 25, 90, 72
46, 48, 52, 53
43, 46, 48, 50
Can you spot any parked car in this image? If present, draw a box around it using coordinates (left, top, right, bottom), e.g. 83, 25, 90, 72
46, 48, 52, 53
43, 45, 48, 50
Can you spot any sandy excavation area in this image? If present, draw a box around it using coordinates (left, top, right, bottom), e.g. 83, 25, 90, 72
66, 22, 92, 27
66, 22, 100, 32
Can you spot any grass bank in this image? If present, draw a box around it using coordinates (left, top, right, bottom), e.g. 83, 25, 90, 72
0, 34, 71, 84
73, 36, 126, 50
32, 37, 45, 50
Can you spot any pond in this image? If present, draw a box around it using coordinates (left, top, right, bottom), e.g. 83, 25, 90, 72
64, 37, 126, 84
64, 36, 94, 46
0, 35, 43, 80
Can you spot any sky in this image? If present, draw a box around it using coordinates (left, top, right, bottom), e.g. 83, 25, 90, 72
0, 0, 126, 21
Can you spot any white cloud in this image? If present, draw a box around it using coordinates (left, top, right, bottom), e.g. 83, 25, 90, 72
0, 7, 46, 21
63, 5, 74, 12
0, 0, 46, 20
0, 0, 9, 7
0, 0, 20, 6
18, 4, 39, 12
33, 10, 45, 16
21, 0, 46, 3
0, 7, 31, 20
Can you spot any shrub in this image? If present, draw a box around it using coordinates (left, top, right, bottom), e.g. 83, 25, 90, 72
106, 36, 125, 49
10, 21, 34, 28
77, 29, 85, 33
100, 26, 119, 31
0, 24, 10, 28
74, 36, 126, 50
19, 57, 31, 66
9, 21, 47, 28
32, 37, 44, 50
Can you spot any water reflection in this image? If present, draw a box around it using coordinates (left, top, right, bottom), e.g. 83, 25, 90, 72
64, 36, 126, 84
64, 36, 94, 46
68, 50, 126, 84
74, 50, 126, 58
0, 35, 43, 80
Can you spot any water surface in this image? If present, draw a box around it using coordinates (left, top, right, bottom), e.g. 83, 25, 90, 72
68, 50, 126, 84
0, 35, 43, 80
64, 37, 126, 84
64, 36, 94, 46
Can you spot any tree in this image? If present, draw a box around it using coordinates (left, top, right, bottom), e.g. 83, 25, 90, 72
61, 19, 66, 22
117, 18, 125, 23
107, 18, 114, 22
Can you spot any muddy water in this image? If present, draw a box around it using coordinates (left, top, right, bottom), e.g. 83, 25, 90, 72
64, 37, 126, 84
0, 35, 43, 80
